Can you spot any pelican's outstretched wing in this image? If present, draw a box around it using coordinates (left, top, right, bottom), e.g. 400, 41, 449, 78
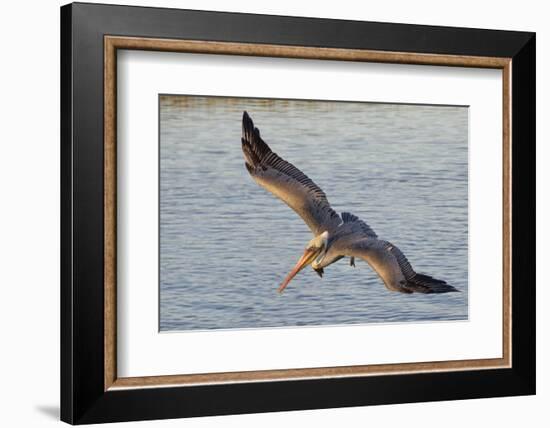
337, 237, 458, 294
241, 111, 341, 235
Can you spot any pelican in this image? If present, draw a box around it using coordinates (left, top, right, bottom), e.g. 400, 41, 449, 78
241, 111, 458, 294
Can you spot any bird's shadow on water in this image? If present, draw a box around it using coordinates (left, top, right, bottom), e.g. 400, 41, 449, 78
35, 405, 59, 420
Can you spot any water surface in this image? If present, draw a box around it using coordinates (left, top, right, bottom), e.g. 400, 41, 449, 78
160, 96, 468, 331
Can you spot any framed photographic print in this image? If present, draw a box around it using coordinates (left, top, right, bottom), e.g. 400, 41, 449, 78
60, 2, 536, 424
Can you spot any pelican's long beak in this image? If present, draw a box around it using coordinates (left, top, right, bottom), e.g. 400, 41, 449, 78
278, 248, 320, 294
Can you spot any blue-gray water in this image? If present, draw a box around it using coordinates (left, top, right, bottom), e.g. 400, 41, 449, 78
160, 96, 468, 331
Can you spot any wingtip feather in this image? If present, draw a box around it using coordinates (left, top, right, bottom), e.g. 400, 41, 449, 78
406, 274, 460, 294
242, 110, 255, 140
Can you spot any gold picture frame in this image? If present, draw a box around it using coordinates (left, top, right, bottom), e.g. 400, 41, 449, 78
104, 36, 511, 391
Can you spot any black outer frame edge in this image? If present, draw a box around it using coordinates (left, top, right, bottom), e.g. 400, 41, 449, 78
60, 2, 536, 424
80, 371, 531, 425
510, 34, 536, 392
60, 3, 74, 425
70, 1, 533, 57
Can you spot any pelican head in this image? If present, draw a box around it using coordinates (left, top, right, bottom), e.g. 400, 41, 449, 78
278, 231, 329, 293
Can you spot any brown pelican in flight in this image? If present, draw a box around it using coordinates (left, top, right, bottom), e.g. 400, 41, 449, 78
241, 111, 458, 295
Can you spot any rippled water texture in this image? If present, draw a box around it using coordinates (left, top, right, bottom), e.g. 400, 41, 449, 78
159, 96, 468, 331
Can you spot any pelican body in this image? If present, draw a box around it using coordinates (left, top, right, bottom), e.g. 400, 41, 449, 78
241, 111, 458, 294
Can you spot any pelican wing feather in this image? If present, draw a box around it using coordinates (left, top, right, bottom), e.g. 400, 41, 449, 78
336, 237, 458, 294
241, 111, 341, 235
